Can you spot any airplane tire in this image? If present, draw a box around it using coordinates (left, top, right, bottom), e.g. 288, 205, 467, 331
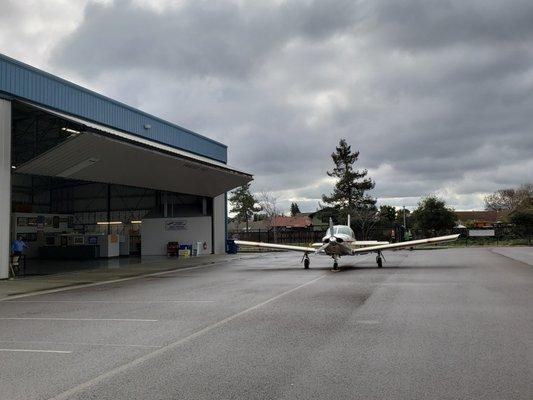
304, 259, 310, 269
377, 257, 383, 268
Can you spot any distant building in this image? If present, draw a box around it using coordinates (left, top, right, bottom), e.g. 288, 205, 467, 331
227, 219, 268, 233
228, 211, 330, 233
271, 215, 312, 230
454, 210, 509, 228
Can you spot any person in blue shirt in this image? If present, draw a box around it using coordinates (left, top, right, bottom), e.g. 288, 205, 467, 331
11, 236, 28, 256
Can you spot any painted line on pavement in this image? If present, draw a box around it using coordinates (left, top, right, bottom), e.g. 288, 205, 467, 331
0, 340, 161, 349
0, 260, 236, 302
3, 300, 215, 304
48, 274, 326, 400
0, 349, 72, 354
0, 317, 157, 322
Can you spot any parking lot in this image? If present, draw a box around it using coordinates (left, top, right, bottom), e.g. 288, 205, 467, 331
1, 248, 532, 400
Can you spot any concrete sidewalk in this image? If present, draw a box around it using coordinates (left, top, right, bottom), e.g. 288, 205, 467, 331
0, 253, 256, 300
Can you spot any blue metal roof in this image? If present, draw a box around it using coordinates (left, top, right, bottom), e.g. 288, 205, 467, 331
0, 53, 227, 163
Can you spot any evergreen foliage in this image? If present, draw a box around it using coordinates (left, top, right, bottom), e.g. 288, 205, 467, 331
411, 196, 456, 234
322, 139, 375, 210
290, 202, 301, 216
229, 183, 260, 231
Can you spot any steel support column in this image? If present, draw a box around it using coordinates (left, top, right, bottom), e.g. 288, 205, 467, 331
0, 99, 12, 279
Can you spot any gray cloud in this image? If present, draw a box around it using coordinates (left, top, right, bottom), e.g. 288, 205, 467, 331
26, 0, 533, 211
52, 0, 359, 79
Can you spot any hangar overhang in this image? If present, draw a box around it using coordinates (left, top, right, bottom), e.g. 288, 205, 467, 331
15, 102, 252, 197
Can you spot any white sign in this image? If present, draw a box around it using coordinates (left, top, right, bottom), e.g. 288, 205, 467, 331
165, 220, 187, 231
469, 229, 495, 237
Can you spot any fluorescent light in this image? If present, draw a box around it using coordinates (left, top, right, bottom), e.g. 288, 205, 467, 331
130, 220, 142, 224
62, 127, 81, 134
11, 165, 16, 169
97, 221, 123, 225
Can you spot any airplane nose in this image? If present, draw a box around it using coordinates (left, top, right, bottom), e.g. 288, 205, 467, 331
329, 236, 337, 243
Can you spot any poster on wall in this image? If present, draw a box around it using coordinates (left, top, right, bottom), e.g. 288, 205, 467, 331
165, 220, 188, 231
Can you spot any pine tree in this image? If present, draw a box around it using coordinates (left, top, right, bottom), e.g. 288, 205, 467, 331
322, 139, 377, 238
322, 139, 376, 210
290, 202, 301, 216
229, 183, 260, 232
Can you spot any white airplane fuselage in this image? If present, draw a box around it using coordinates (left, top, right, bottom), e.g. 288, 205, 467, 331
321, 225, 357, 257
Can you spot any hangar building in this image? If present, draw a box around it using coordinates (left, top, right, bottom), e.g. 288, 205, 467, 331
0, 54, 252, 279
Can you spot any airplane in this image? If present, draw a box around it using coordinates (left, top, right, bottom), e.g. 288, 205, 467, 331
234, 215, 460, 270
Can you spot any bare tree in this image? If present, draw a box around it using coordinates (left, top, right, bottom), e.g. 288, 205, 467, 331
351, 206, 378, 240
484, 183, 533, 211
258, 191, 280, 242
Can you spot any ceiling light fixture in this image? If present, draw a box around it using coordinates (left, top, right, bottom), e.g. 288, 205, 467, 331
62, 127, 81, 134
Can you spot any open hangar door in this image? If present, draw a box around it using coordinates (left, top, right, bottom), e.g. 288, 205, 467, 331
6, 101, 251, 276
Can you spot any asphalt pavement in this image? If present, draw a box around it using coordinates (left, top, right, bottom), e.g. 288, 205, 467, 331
0, 248, 532, 400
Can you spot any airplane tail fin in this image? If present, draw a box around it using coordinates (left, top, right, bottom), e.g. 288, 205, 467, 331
347, 214, 351, 227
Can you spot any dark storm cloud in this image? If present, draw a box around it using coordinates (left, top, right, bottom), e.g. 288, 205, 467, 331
53, 0, 359, 79
49, 0, 533, 211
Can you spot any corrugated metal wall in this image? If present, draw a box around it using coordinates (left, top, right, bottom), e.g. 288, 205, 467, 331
0, 54, 227, 163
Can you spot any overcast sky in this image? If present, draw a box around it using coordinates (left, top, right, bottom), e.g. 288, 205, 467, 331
2, 0, 533, 212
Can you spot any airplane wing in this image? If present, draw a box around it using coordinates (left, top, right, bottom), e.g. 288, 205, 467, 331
351, 234, 460, 254
351, 241, 390, 247
234, 240, 316, 253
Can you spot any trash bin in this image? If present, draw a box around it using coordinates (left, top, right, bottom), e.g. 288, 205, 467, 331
226, 239, 239, 254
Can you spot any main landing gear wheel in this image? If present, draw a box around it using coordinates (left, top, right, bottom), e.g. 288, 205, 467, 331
376, 255, 383, 268
332, 261, 339, 271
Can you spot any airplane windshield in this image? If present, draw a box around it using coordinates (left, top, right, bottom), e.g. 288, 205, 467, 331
335, 226, 353, 237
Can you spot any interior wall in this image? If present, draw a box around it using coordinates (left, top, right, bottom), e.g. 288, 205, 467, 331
141, 216, 212, 256
0, 99, 11, 279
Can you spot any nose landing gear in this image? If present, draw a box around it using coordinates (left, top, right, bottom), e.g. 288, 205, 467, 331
376, 251, 383, 268
302, 253, 310, 269
331, 255, 339, 271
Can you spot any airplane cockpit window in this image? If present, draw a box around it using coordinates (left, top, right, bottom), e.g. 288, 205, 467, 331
336, 226, 354, 237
